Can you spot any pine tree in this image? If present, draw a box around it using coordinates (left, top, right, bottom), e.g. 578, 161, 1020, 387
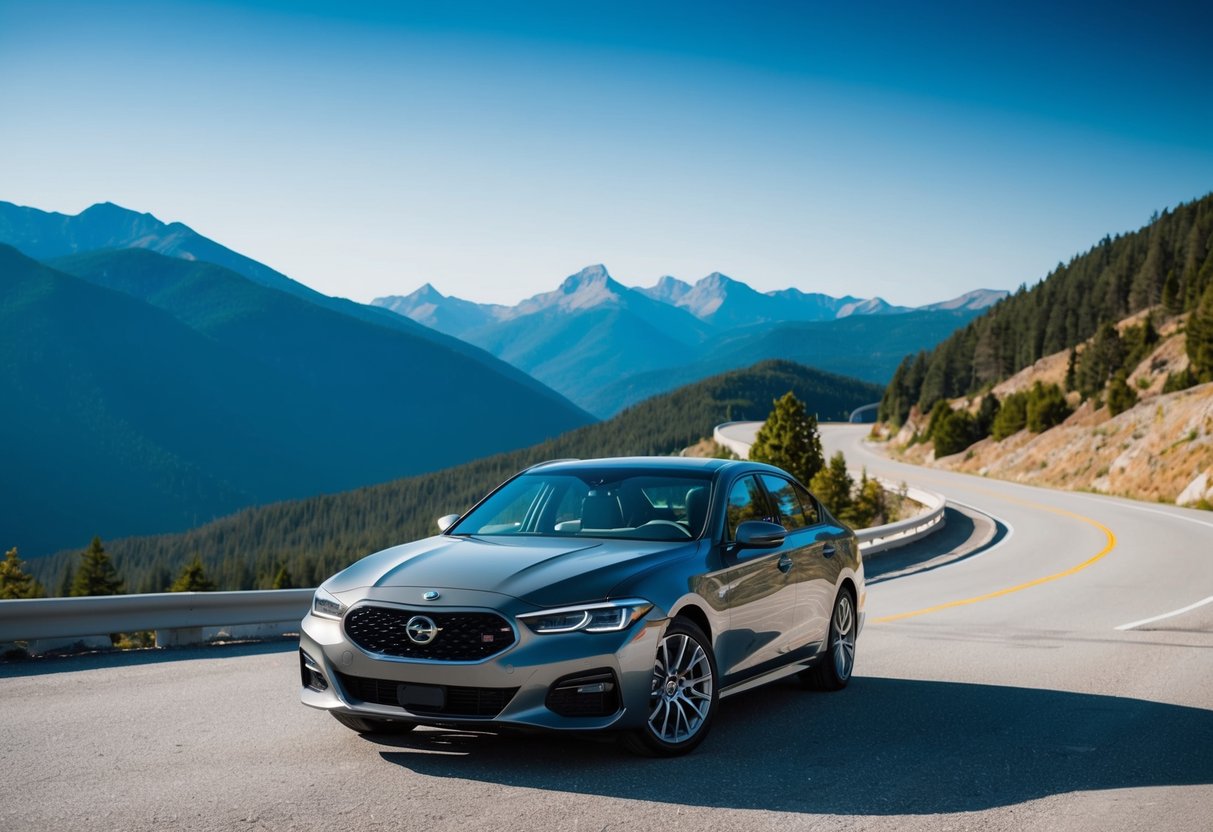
1162, 270, 1182, 315
933, 409, 978, 457
975, 393, 1001, 438
1064, 348, 1078, 392
991, 392, 1028, 440
1026, 382, 1073, 432
271, 564, 294, 590
1187, 283, 1213, 383
810, 452, 853, 519
1107, 372, 1138, 416
843, 470, 886, 528
1078, 322, 1125, 399
0, 547, 45, 599
749, 391, 824, 484
70, 536, 125, 597
170, 556, 217, 592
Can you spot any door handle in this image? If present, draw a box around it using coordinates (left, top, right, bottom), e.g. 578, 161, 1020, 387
777, 555, 793, 573
822, 544, 836, 558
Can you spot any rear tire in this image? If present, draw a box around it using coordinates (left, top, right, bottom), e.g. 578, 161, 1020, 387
620, 617, 718, 757
800, 588, 857, 691
331, 712, 417, 734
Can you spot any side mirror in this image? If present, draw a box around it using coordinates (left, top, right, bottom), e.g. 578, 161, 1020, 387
735, 520, 786, 549
436, 514, 460, 533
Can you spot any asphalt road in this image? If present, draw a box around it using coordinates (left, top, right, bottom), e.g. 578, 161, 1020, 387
3, 425, 1211, 831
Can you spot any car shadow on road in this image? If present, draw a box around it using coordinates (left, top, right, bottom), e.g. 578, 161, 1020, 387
369, 675, 1213, 815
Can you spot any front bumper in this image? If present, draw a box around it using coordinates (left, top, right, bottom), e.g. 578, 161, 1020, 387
299, 594, 666, 732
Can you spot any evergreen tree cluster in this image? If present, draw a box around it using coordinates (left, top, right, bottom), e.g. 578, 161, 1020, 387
879, 194, 1213, 424
921, 381, 1072, 457
28, 360, 881, 594
0, 548, 45, 599
748, 391, 825, 485
809, 453, 891, 529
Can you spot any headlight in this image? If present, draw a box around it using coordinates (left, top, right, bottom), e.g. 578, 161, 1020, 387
518, 599, 652, 634
311, 586, 346, 620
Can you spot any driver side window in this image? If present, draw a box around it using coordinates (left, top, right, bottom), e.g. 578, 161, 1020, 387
725, 476, 770, 540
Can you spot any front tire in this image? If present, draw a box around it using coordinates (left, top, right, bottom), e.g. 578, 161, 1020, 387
331, 712, 417, 735
621, 617, 718, 757
800, 588, 857, 691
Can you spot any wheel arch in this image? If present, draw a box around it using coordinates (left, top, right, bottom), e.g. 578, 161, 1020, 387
838, 576, 858, 605
669, 602, 712, 643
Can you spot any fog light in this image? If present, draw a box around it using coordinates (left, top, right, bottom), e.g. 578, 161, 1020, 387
575, 681, 613, 694
546, 669, 620, 717
300, 649, 328, 692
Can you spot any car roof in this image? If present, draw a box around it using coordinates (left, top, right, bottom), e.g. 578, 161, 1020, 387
528, 456, 734, 473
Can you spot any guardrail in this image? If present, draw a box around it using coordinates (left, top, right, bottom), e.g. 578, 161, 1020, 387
0, 588, 314, 648
857, 482, 946, 555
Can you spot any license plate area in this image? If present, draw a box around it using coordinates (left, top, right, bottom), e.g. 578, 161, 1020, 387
397, 683, 445, 711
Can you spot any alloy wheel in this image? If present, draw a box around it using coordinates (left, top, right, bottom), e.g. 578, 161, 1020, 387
647, 630, 714, 744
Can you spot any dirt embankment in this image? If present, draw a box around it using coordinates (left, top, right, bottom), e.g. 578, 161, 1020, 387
882, 314, 1213, 508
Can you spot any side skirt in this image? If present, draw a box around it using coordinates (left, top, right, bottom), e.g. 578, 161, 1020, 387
718, 641, 823, 699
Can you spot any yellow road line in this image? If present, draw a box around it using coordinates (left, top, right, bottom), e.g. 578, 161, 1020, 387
871, 495, 1117, 624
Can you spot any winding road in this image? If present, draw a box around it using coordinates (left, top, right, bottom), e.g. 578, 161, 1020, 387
3, 425, 1211, 831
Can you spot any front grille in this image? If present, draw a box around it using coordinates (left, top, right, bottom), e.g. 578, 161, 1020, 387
343, 605, 516, 661
335, 671, 519, 717
546, 669, 621, 717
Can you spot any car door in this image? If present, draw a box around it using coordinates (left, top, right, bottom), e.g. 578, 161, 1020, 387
714, 474, 796, 683
776, 475, 853, 645
758, 474, 838, 655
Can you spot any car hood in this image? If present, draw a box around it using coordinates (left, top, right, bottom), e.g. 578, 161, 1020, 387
326, 534, 698, 607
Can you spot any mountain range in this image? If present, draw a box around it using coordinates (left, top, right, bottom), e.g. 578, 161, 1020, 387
0, 202, 592, 555
375, 268, 1005, 414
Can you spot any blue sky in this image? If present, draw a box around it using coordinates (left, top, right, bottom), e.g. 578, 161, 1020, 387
2, 0, 1210, 305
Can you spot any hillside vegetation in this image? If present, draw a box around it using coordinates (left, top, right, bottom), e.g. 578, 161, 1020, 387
880, 193, 1213, 423
873, 192, 1213, 507
30, 361, 882, 593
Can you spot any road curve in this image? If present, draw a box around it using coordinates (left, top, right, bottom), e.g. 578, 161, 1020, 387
2, 426, 1211, 831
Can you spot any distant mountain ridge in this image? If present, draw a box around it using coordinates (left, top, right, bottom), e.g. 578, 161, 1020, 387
0, 203, 594, 555
0, 200, 584, 407
376, 268, 1003, 335
374, 265, 1004, 415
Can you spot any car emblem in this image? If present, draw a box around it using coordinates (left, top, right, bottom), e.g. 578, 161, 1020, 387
422, 590, 440, 601
405, 615, 440, 645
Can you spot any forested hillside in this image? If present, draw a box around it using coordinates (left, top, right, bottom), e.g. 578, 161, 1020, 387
880, 194, 1213, 423
0, 246, 590, 555
31, 361, 881, 593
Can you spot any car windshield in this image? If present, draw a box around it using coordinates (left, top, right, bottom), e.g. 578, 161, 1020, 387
448, 468, 714, 541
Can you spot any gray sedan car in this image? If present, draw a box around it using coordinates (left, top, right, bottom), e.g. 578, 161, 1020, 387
300, 456, 864, 756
